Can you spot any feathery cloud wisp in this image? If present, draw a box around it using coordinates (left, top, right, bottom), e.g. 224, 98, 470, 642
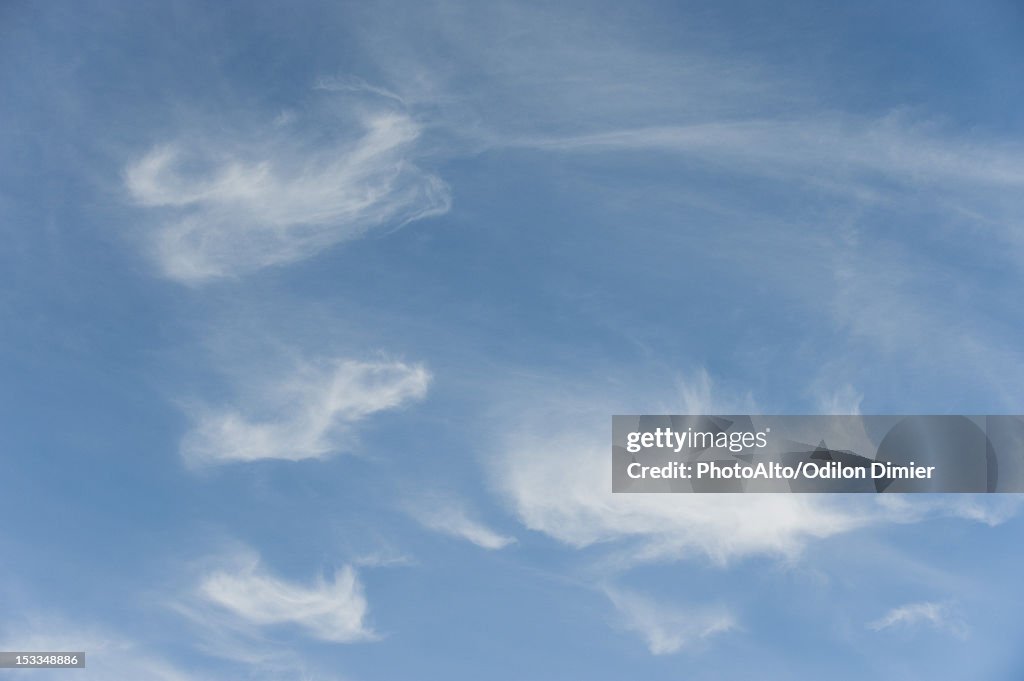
605, 588, 735, 655
868, 602, 967, 638
410, 497, 516, 549
0, 618, 203, 681
125, 111, 450, 283
199, 560, 376, 644
182, 358, 430, 465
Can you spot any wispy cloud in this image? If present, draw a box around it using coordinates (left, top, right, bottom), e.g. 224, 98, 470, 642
515, 117, 1024, 195
314, 75, 407, 105
182, 358, 430, 466
198, 555, 376, 644
876, 494, 1024, 527
0, 617, 204, 681
347, 1, 1024, 408
812, 384, 864, 416
490, 371, 1018, 568
497, 427, 866, 565
491, 372, 869, 566
125, 110, 450, 283
868, 602, 967, 638
605, 588, 735, 655
360, 3, 1024, 213
409, 496, 516, 549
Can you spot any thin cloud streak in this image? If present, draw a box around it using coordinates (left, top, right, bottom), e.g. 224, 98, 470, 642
182, 358, 430, 466
360, 4, 1024, 210
868, 602, 968, 638
410, 497, 516, 549
511, 117, 1024, 196
0, 617, 205, 681
352, 2, 1024, 402
605, 587, 735, 655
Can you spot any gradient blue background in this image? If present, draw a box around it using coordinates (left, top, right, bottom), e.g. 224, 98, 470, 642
2, 1, 1024, 679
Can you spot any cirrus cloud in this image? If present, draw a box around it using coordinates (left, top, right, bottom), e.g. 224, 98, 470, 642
182, 358, 430, 466
125, 110, 450, 283
605, 587, 735, 655
868, 601, 967, 638
198, 558, 376, 644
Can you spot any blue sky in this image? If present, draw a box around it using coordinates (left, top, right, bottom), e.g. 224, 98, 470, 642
2, 0, 1024, 678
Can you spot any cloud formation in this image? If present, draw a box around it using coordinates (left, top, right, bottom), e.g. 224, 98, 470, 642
490, 370, 1020, 568
496, 427, 867, 565
876, 494, 1023, 527
487, 372, 865, 565
0, 617, 204, 681
125, 111, 450, 283
605, 588, 735, 655
410, 497, 516, 549
199, 559, 376, 644
518, 117, 1024, 196
494, 413, 1022, 568
868, 602, 967, 638
182, 358, 430, 465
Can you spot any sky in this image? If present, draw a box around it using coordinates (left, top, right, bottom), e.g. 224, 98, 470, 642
2, 0, 1024, 679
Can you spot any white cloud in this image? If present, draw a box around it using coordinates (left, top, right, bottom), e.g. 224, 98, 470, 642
489, 370, 1020, 568
605, 588, 735, 655
350, 2, 1024, 404
199, 557, 376, 644
358, 1, 781, 138
489, 371, 866, 564
813, 384, 864, 416
824, 239, 1024, 406
493, 407, 1020, 568
868, 602, 967, 638
125, 110, 450, 283
314, 75, 407, 105
496, 426, 867, 565
487, 373, 870, 566
410, 497, 516, 549
876, 494, 1023, 527
182, 358, 430, 465
351, 551, 416, 568
516, 117, 1024, 196
676, 368, 757, 415
0, 618, 202, 681
359, 3, 1024, 220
